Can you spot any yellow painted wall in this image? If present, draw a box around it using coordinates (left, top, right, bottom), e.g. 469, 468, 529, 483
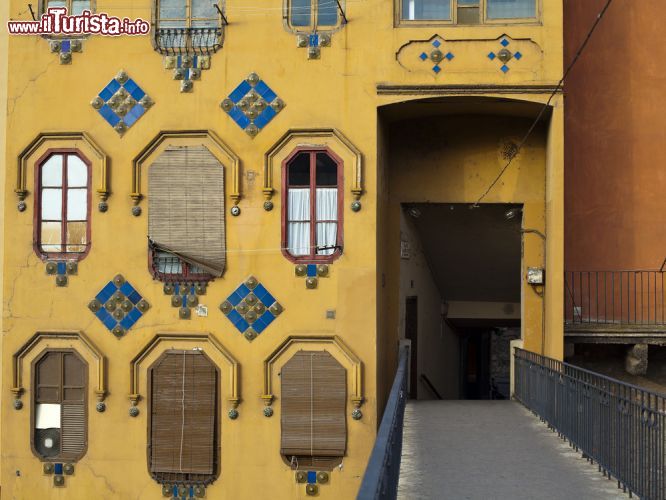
3, 0, 563, 498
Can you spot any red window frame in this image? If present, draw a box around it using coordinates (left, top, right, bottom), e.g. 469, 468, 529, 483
281, 146, 344, 263
33, 149, 92, 261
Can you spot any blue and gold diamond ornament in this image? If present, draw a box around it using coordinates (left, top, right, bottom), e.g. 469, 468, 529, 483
220, 276, 283, 341
220, 73, 285, 138
89, 274, 150, 338
91, 70, 153, 136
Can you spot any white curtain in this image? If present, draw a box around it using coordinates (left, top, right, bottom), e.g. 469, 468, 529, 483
316, 188, 338, 255
288, 189, 311, 256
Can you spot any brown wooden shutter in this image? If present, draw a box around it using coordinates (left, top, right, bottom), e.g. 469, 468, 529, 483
150, 351, 217, 475
280, 351, 347, 457
148, 146, 226, 276
61, 352, 86, 458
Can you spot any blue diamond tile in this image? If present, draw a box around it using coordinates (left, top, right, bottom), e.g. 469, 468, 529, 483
432, 39, 441, 48
254, 106, 277, 130
432, 65, 441, 74
309, 34, 319, 47
227, 308, 242, 324
123, 78, 138, 95
501, 65, 510, 73
228, 80, 252, 103
235, 318, 250, 333
60, 40, 71, 53
54, 463, 63, 475
91, 276, 147, 335
98, 105, 121, 127
500, 38, 509, 47
307, 471, 317, 484
99, 80, 120, 101
228, 106, 251, 130
95, 282, 117, 303
445, 52, 454, 61
514, 51, 522, 60
488, 52, 496, 61
419, 52, 428, 61
307, 265, 317, 277
222, 278, 281, 337
56, 262, 66, 275
254, 80, 277, 103
123, 104, 145, 128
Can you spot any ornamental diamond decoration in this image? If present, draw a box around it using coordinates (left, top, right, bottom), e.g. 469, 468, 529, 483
219, 276, 283, 342
220, 73, 285, 138
49, 39, 82, 65
88, 274, 150, 338
163, 54, 211, 92
91, 70, 154, 136
418, 37, 454, 75
295, 264, 330, 290
487, 38, 523, 73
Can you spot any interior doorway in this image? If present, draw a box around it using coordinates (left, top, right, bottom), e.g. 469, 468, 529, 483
399, 203, 523, 400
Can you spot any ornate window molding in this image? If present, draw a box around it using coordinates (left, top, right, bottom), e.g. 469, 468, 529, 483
11, 331, 108, 409
261, 335, 364, 414
17, 132, 110, 213
395, 0, 541, 27
131, 130, 241, 216
283, 0, 347, 59
263, 128, 363, 212
128, 333, 240, 417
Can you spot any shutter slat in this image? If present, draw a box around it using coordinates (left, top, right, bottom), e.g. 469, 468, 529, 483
148, 146, 226, 276
61, 404, 85, 455
281, 351, 347, 457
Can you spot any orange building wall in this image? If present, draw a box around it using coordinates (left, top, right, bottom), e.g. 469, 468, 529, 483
564, 0, 666, 271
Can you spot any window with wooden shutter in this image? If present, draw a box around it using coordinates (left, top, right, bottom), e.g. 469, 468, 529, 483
148, 350, 219, 485
148, 145, 226, 282
32, 350, 87, 461
280, 350, 346, 470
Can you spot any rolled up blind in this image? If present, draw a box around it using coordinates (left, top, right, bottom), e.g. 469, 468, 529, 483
150, 351, 217, 475
281, 351, 347, 457
148, 146, 226, 277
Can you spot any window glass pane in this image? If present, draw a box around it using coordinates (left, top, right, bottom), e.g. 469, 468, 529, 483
487, 0, 535, 19
458, 0, 478, 4
154, 251, 184, 275
41, 189, 62, 220
317, 0, 338, 26
36, 403, 62, 429
457, 5, 479, 23
291, 0, 312, 26
37, 387, 60, 401
66, 222, 87, 252
288, 153, 311, 186
402, 0, 451, 20
192, 0, 217, 18
316, 153, 337, 186
316, 222, 337, 255
288, 222, 311, 255
67, 155, 88, 187
63, 353, 85, 386
63, 388, 85, 401
71, 0, 90, 15
41, 222, 62, 252
159, 0, 187, 19
67, 189, 87, 220
42, 155, 63, 187
288, 188, 311, 221
47, 0, 66, 10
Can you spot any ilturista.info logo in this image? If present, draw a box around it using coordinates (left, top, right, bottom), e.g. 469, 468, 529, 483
7, 8, 150, 36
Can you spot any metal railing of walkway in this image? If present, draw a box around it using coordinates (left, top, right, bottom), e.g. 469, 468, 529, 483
515, 348, 666, 500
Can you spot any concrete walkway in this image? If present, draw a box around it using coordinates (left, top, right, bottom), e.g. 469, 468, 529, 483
397, 401, 628, 500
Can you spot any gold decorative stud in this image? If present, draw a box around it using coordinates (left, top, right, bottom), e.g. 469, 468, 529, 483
179, 307, 191, 319
59, 52, 72, 64
254, 302, 266, 315
162, 484, 172, 497
220, 301, 233, 314
320, 34, 332, 47
163, 283, 174, 295
63, 463, 74, 475
112, 325, 125, 337
70, 40, 82, 52
43, 463, 54, 474
45, 262, 58, 275
190, 68, 201, 80
295, 265, 307, 277
245, 293, 258, 306
199, 56, 211, 69
498, 48, 513, 63
246, 124, 259, 137
295, 471, 307, 483
137, 299, 150, 312
186, 295, 198, 307
54, 475, 65, 487
269, 302, 284, 315
88, 299, 102, 313
55, 275, 68, 287
164, 56, 177, 69
91, 97, 104, 110
430, 49, 444, 63
105, 300, 116, 312
236, 302, 249, 315
306, 277, 318, 289
139, 95, 154, 109
306, 484, 318, 496
271, 98, 285, 113
308, 46, 321, 60
244, 329, 257, 341
245, 276, 259, 289
317, 471, 329, 483
247, 72, 260, 85
49, 40, 61, 52
246, 310, 257, 323
113, 308, 125, 320
317, 264, 329, 277
181, 55, 193, 68
195, 283, 206, 295
221, 98, 234, 112
181, 80, 193, 93
66, 262, 77, 274
115, 70, 129, 84
297, 34, 308, 47
113, 290, 124, 303
171, 295, 182, 307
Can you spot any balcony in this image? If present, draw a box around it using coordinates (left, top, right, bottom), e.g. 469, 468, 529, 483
565, 270, 666, 343
153, 27, 223, 55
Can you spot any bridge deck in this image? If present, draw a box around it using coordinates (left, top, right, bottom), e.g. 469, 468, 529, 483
398, 400, 627, 500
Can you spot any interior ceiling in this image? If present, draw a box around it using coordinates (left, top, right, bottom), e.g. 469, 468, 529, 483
408, 203, 522, 303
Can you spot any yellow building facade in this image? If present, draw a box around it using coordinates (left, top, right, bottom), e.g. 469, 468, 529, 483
2, 0, 563, 498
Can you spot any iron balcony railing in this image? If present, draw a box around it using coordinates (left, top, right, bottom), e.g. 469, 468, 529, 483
565, 270, 666, 326
357, 346, 409, 500
515, 348, 666, 500
154, 27, 223, 55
